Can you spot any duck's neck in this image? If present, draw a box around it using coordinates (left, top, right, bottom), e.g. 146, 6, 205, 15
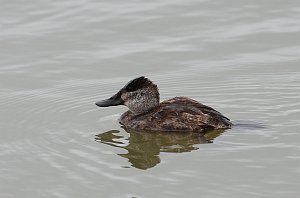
128, 100, 159, 115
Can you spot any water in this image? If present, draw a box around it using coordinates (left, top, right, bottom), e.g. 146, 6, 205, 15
1, 0, 300, 197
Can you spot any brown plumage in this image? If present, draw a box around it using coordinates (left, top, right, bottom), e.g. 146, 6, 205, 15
120, 97, 232, 132
96, 76, 232, 132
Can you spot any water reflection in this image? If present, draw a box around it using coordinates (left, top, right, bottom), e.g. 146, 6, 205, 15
95, 129, 224, 170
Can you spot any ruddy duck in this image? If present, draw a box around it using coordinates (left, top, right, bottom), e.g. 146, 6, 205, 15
96, 76, 232, 132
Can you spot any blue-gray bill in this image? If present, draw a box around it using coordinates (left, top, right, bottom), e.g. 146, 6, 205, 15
95, 93, 124, 107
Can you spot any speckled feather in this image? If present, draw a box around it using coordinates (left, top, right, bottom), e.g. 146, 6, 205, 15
121, 77, 159, 115
96, 76, 232, 132
119, 97, 232, 132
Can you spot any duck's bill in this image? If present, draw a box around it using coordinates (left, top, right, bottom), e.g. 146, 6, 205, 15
95, 94, 124, 107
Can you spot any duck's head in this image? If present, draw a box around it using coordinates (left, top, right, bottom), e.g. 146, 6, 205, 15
96, 76, 160, 115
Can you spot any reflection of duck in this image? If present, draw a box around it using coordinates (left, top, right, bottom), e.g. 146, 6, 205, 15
96, 77, 232, 132
95, 129, 224, 170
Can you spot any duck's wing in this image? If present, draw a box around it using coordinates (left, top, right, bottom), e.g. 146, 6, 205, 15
194, 103, 231, 121
154, 97, 232, 130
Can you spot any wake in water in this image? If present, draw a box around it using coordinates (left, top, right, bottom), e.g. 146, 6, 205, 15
232, 120, 267, 129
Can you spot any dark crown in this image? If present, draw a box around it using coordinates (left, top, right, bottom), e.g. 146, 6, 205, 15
123, 76, 153, 92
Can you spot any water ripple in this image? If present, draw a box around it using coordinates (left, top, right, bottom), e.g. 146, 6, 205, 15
1, 0, 300, 197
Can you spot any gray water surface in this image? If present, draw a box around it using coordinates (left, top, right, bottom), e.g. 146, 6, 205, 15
1, 0, 300, 197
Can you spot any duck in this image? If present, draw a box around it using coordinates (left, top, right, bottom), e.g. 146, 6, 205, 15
95, 76, 232, 132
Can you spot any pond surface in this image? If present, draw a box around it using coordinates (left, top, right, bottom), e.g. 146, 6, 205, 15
1, 0, 300, 197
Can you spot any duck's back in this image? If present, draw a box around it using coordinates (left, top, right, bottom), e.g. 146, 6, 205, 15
119, 97, 232, 132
